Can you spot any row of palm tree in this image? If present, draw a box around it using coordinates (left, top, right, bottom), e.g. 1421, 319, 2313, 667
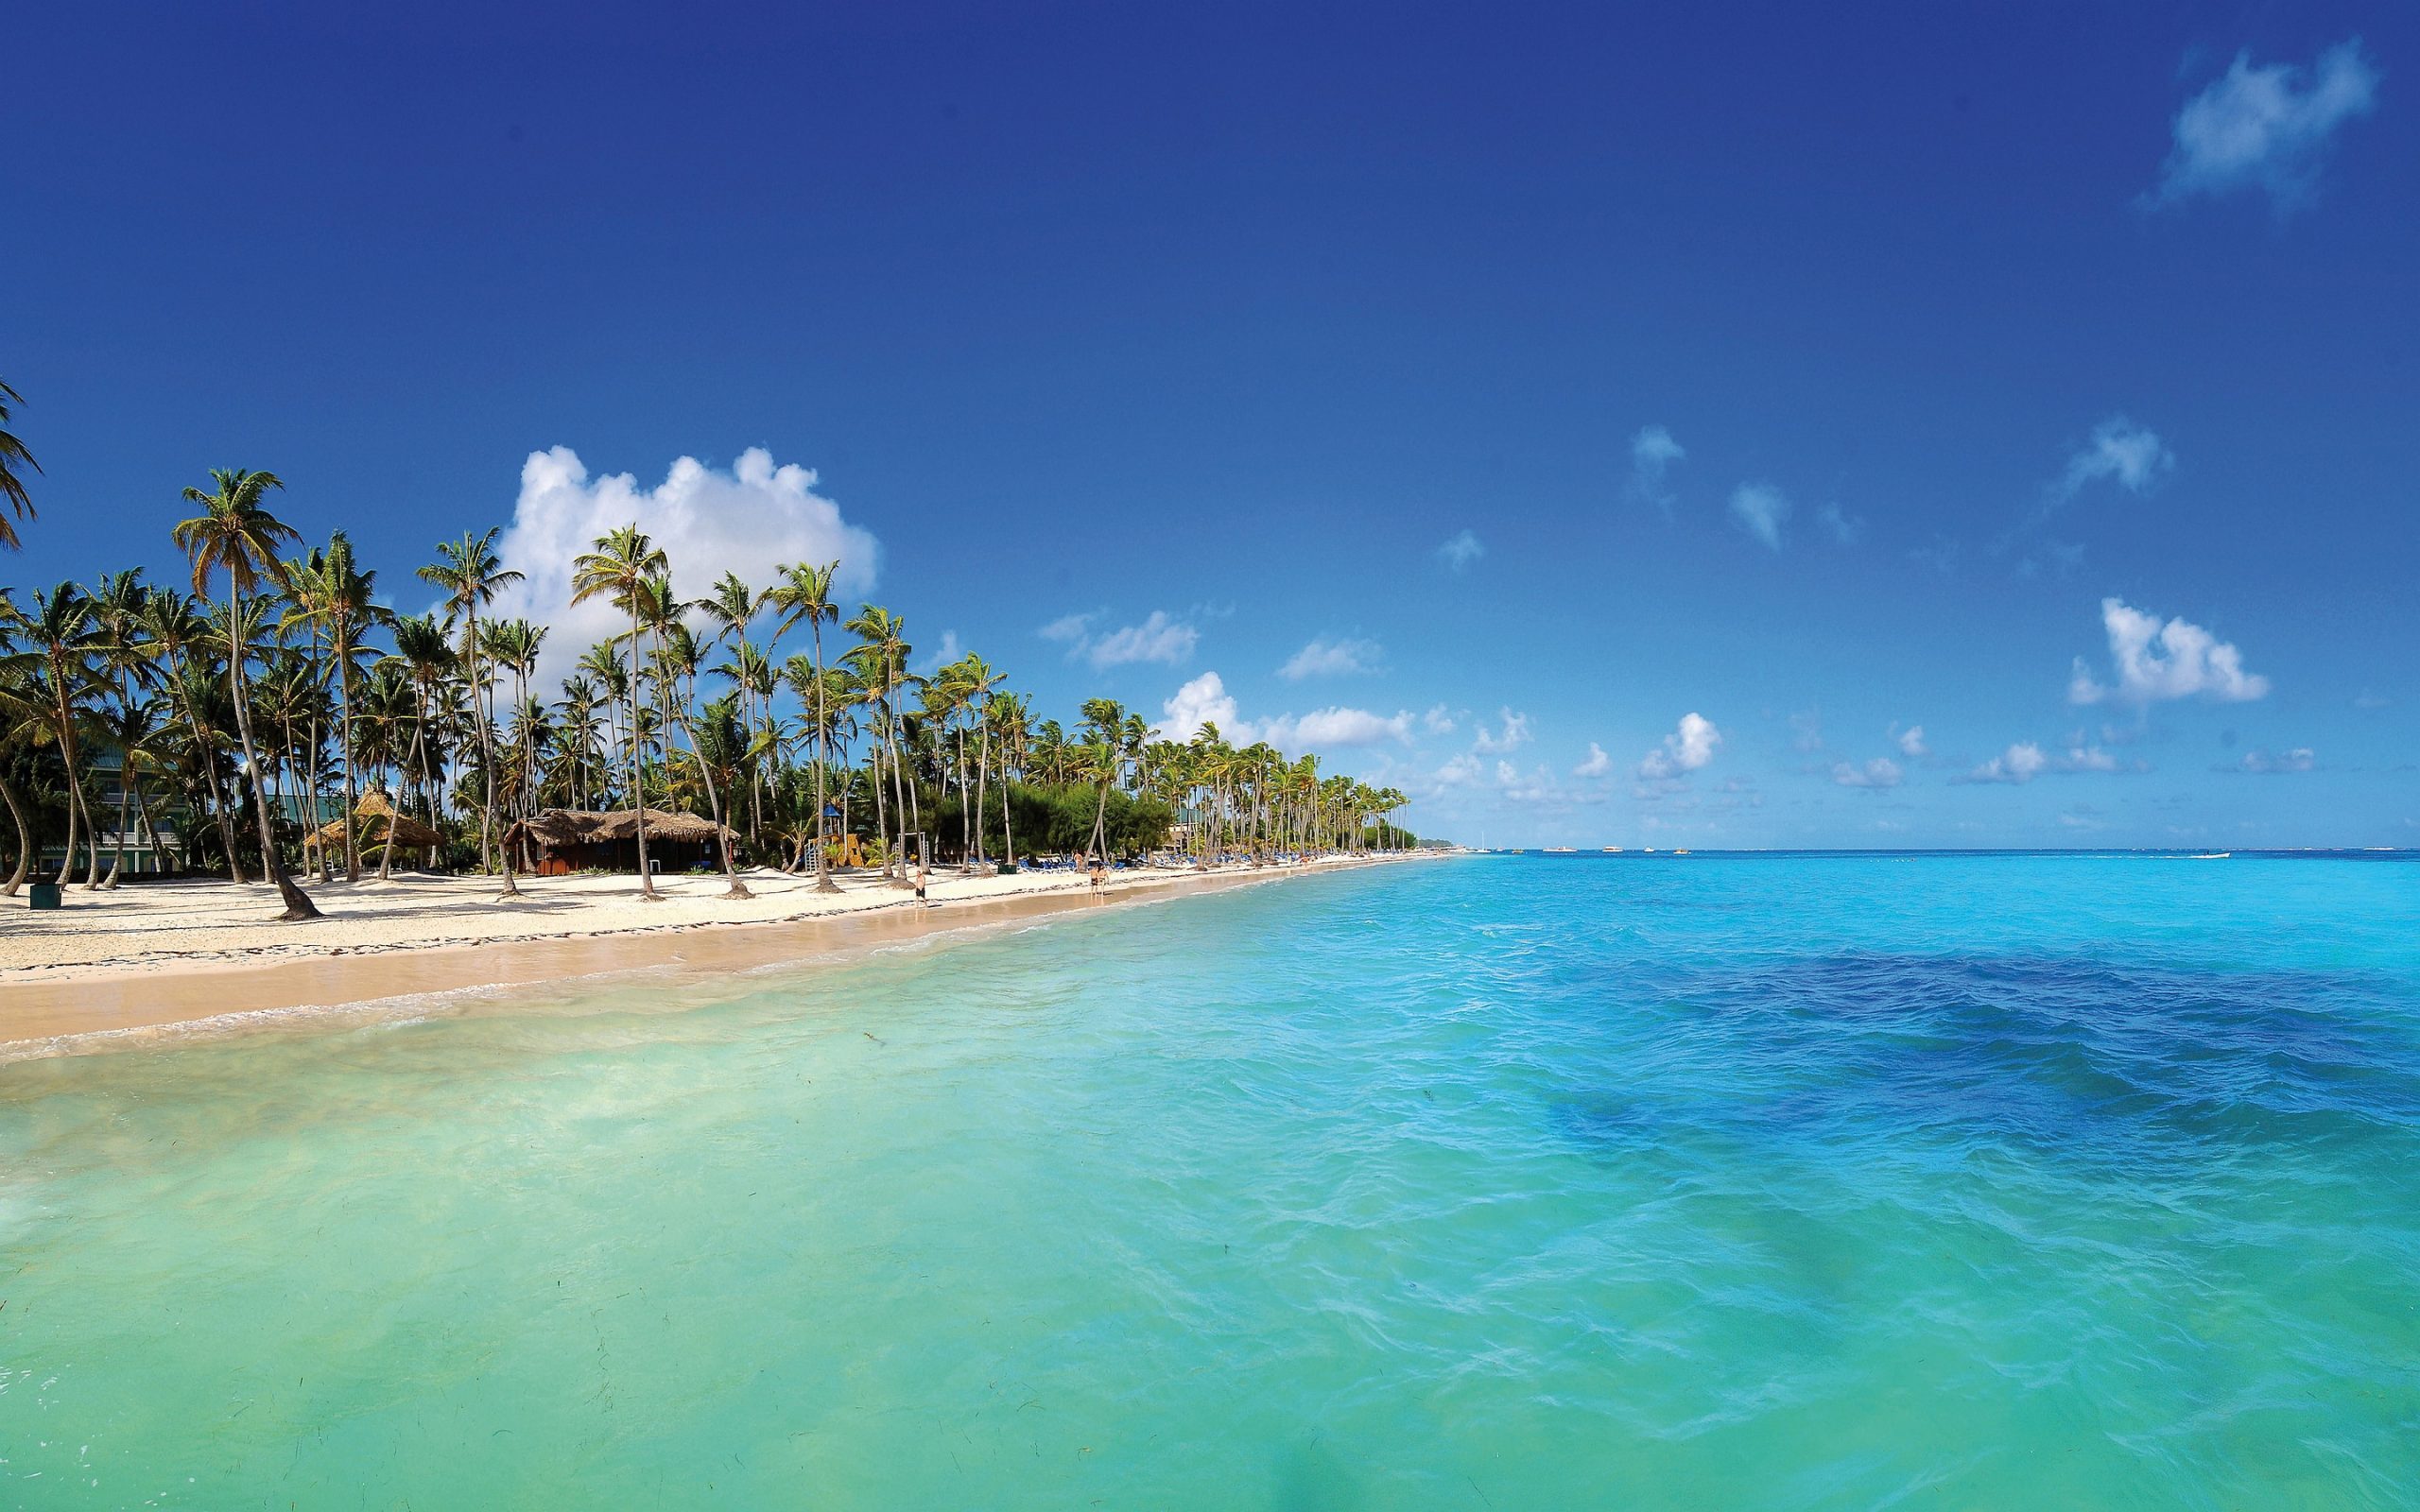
0, 387, 1416, 920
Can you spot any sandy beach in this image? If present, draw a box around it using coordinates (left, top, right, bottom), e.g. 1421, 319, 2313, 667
0, 854, 1427, 1054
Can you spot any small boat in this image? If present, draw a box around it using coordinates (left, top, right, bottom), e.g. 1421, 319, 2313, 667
1644, 848, 1656, 853
1671, 849, 1691, 855
1602, 847, 1623, 853
1544, 846, 1577, 854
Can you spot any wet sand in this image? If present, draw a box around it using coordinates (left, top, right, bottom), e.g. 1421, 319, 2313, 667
0, 856, 1418, 1057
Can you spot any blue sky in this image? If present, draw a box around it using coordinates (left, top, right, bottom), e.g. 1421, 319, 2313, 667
4, 3, 2412, 847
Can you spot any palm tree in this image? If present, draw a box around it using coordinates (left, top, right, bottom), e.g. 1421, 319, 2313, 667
141, 588, 246, 880
843, 604, 912, 880
569, 525, 668, 900
644, 577, 752, 900
286, 532, 383, 880
89, 570, 162, 885
0, 584, 108, 888
171, 469, 320, 920
420, 529, 524, 897
768, 561, 843, 890
0, 378, 38, 550
385, 611, 457, 879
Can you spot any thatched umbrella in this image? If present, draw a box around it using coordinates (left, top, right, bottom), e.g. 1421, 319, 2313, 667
305, 790, 442, 863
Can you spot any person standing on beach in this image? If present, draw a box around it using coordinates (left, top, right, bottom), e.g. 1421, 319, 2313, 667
915, 860, 930, 908
1088, 859, 1106, 902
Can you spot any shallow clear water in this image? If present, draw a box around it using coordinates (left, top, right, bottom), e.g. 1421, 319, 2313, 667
4, 855, 2417, 1508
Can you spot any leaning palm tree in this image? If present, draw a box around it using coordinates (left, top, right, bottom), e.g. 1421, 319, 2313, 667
569, 524, 668, 900
171, 469, 320, 920
420, 529, 525, 897
0, 583, 109, 887
0, 378, 38, 549
768, 560, 842, 890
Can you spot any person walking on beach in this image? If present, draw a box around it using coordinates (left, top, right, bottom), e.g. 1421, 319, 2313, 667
1088, 858, 1106, 902
915, 860, 930, 908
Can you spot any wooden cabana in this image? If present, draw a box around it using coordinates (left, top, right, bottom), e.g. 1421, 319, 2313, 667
502, 807, 739, 877
303, 790, 443, 867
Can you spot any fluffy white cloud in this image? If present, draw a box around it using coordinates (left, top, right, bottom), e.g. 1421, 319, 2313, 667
1573, 742, 1613, 779
1628, 425, 1685, 514
490, 446, 877, 690
1153, 670, 1409, 752
1048, 610, 1198, 670
2069, 597, 2270, 706
1966, 742, 2049, 785
1831, 757, 1903, 789
1894, 723, 1928, 757
1423, 704, 1458, 735
1638, 713, 1721, 780
1155, 671, 1238, 742
1472, 709, 1532, 754
1436, 530, 1484, 572
2153, 41, 2380, 212
2238, 747, 2317, 774
1729, 483, 1791, 551
1257, 707, 1414, 750
1279, 635, 1383, 680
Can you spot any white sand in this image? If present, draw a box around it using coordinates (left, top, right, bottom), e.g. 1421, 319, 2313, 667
0, 855, 1413, 980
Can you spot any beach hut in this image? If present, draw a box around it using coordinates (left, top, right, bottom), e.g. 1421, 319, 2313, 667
302, 790, 443, 868
503, 807, 739, 877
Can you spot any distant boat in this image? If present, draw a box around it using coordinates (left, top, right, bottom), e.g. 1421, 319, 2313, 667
2190, 851, 2232, 860
1672, 849, 1691, 855
1602, 847, 1623, 853
1544, 846, 1577, 854
1644, 848, 1657, 853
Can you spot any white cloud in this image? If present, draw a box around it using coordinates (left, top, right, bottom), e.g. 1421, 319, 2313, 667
1894, 723, 1928, 757
1039, 611, 1096, 644
2069, 597, 2270, 706
1728, 483, 1791, 551
912, 628, 963, 675
1436, 530, 1485, 573
1628, 425, 1685, 515
1637, 713, 1721, 780
1155, 670, 1239, 743
1050, 609, 1198, 670
1573, 742, 1612, 779
2063, 744, 2123, 773
1154, 670, 1410, 752
1434, 753, 1482, 786
1257, 707, 1414, 751
1278, 635, 1383, 680
1966, 742, 2049, 785
2050, 416, 2173, 508
2238, 747, 2317, 774
1472, 709, 1532, 753
1831, 757, 1903, 789
1423, 704, 1458, 735
2152, 41, 2380, 212
491, 446, 878, 690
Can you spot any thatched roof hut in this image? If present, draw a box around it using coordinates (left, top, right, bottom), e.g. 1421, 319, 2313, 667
303, 790, 444, 854
503, 808, 738, 875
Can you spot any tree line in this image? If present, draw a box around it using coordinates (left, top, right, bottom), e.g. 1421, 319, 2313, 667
0, 385, 1415, 919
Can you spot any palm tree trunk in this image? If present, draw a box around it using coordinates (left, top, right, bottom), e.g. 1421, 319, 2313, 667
338, 630, 361, 881
627, 618, 659, 899
227, 585, 320, 920
811, 624, 838, 892
0, 769, 31, 895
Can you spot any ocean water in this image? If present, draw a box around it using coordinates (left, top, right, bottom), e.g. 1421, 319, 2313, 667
2, 854, 2416, 1509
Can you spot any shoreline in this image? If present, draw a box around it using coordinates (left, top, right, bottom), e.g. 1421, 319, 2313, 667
0, 853, 1430, 1059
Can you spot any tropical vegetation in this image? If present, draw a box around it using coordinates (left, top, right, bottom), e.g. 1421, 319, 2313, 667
0, 385, 1416, 916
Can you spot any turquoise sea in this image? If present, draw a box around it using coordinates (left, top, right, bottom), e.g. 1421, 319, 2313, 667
3, 854, 2417, 1508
